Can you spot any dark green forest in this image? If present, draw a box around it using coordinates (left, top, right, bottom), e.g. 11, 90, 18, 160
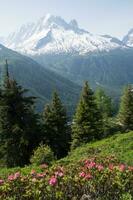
0, 61, 133, 168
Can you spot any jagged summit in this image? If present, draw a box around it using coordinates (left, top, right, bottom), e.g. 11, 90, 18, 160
123, 28, 133, 47
2, 14, 126, 55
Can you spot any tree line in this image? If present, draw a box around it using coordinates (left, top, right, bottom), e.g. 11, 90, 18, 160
0, 61, 132, 167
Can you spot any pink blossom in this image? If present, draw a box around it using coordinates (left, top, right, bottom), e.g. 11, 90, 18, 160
84, 160, 89, 165
79, 172, 86, 177
37, 173, 46, 178
96, 164, 104, 171
85, 173, 93, 180
87, 161, 96, 169
119, 164, 126, 172
49, 176, 57, 186
55, 171, 64, 177
109, 164, 114, 171
8, 174, 15, 181
0, 179, 4, 185
14, 172, 20, 179
128, 166, 133, 171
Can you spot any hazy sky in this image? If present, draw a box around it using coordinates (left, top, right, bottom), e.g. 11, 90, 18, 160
0, 0, 133, 39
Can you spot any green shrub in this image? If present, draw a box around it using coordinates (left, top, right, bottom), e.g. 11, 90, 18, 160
30, 144, 55, 165
120, 193, 132, 200
0, 156, 132, 200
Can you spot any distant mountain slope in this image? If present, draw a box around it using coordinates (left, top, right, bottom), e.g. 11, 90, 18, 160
0, 44, 80, 114
3, 14, 125, 55
33, 48, 133, 96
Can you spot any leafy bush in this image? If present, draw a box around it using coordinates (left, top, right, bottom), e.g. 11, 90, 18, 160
0, 156, 132, 200
30, 144, 55, 166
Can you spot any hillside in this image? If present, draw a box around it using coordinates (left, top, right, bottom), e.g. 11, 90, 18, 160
34, 48, 133, 97
59, 131, 133, 165
0, 44, 80, 114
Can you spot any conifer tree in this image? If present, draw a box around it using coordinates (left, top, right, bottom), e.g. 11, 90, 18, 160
43, 91, 70, 159
71, 81, 103, 150
0, 61, 41, 167
95, 88, 113, 118
118, 85, 133, 131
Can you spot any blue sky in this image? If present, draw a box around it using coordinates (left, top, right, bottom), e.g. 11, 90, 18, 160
0, 0, 133, 38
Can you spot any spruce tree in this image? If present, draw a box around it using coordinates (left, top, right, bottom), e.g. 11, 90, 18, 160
71, 81, 103, 150
43, 91, 70, 159
95, 88, 117, 137
118, 85, 133, 131
95, 88, 113, 118
0, 61, 41, 167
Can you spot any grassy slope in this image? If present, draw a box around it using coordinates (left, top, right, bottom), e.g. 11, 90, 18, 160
59, 131, 133, 166
0, 132, 132, 178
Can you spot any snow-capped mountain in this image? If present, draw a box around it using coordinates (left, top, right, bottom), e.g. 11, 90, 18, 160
123, 29, 133, 47
3, 14, 125, 55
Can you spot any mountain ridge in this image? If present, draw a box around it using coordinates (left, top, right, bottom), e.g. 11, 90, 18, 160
123, 28, 133, 47
1, 14, 127, 55
1, 15, 133, 101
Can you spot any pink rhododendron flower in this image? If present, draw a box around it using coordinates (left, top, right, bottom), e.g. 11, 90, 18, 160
119, 164, 126, 172
85, 173, 93, 180
0, 179, 4, 185
87, 161, 96, 169
96, 164, 104, 171
128, 166, 133, 171
49, 176, 57, 186
79, 172, 86, 177
14, 172, 20, 179
84, 160, 89, 165
109, 164, 114, 171
8, 174, 15, 181
55, 171, 64, 177
37, 173, 46, 178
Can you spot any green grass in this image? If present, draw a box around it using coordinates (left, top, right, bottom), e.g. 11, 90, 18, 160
0, 131, 132, 178
58, 131, 133, 166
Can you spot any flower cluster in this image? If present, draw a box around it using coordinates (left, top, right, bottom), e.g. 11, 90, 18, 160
0, 157, 132, 200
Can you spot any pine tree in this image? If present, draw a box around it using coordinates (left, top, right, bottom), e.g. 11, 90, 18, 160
43, 91, 70, 159
95, 88, 113, 118
0, 61, 41, 167
118, 85, 133, 131
71, 81, 103, 150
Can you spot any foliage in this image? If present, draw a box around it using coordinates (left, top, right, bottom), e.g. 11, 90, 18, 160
0, 156, 132, 200
71, 81, 103, 150
95, 88, 113, 118
118, 85, 133, 131
0, 62, 41, 167
30, 144, 55, 166
102, 117, 122, 137
43, 91, 70, 159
